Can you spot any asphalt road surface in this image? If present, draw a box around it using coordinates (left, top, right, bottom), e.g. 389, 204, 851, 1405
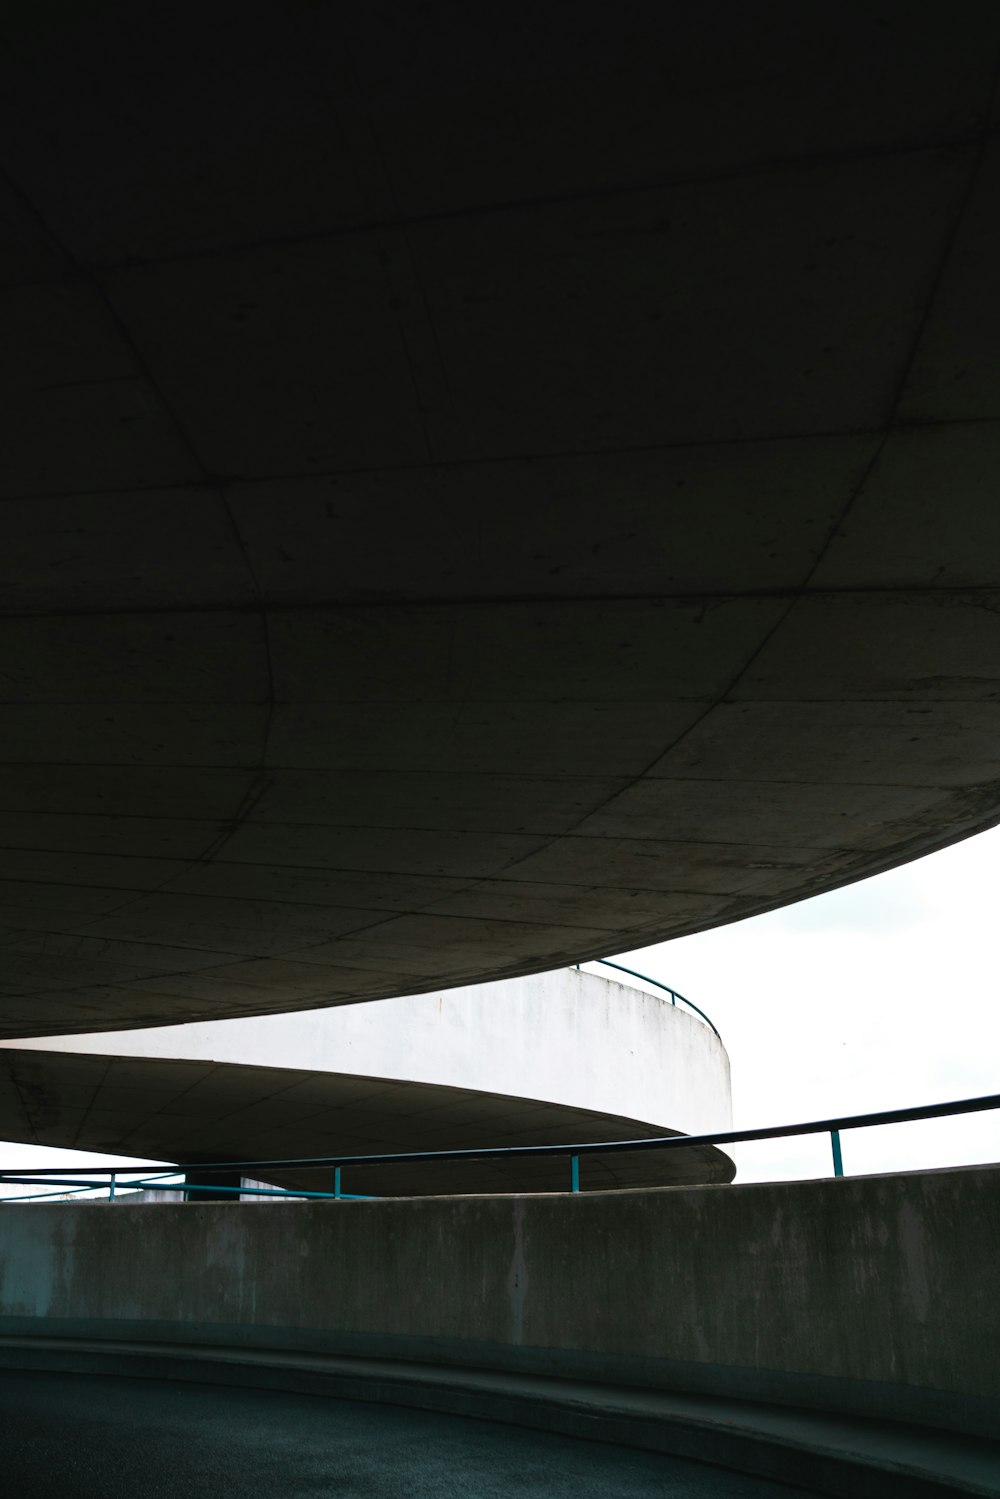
0, 1371, 820, 1497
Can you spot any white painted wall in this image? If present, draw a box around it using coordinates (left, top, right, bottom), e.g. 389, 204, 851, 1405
8, 969, 732, 1136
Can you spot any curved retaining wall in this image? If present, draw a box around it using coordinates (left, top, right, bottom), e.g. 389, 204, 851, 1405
0, 1165, 995, 1443
12, 966, 732, 1141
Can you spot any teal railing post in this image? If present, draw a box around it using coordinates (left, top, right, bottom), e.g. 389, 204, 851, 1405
108, 1172, 116, 1202
830, 1130, 844, 1178
570, 1155, 580, 1193
334, 1166, 342, 1199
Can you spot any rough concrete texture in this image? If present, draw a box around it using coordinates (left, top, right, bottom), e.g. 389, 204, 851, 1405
0, 1167, 996, 1440
3, 5, 1000, 1033
0, 1373, 822, 1499
0, 968, 734, 1190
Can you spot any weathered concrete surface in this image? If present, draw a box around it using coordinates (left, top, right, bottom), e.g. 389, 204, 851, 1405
0, 1168, 995, 1440
4, 5, 1000, 1033
0, 968, 733, 1189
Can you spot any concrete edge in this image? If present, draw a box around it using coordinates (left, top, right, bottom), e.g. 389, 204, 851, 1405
0, 1337, 996, 1499
2, 1300, 993, 1441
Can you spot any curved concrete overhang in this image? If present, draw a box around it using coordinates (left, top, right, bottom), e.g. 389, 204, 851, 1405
3, 6, 1000, 1034
0, 969, 735, 1192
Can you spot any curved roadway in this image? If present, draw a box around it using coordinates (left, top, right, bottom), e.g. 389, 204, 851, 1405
0, 1372, 819, 1499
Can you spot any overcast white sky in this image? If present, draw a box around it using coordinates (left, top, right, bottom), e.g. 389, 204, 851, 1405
613, 822, 1000, 1184
2, 824, 998, 1194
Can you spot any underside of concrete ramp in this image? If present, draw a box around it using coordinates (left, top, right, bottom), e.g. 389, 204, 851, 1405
0, 1054, 731, 1195
4, 4, 1000, 1035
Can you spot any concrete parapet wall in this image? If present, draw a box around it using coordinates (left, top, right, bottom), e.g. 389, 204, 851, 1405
0, 969, 734, 1187
8, 966, 733, 1140
0, 1166, 996, 1439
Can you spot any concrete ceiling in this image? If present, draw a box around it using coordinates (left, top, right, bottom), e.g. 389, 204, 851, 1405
4, 3, 1000, 1035
0, 1046, 733, 1194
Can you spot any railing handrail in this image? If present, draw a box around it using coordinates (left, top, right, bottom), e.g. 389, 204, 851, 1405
589, 959, 721, 1038
2, 1090, 997, 1183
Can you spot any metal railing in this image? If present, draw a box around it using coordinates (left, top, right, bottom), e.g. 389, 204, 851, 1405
589, 959, 721, 1038
1, 1090, 996, 1202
